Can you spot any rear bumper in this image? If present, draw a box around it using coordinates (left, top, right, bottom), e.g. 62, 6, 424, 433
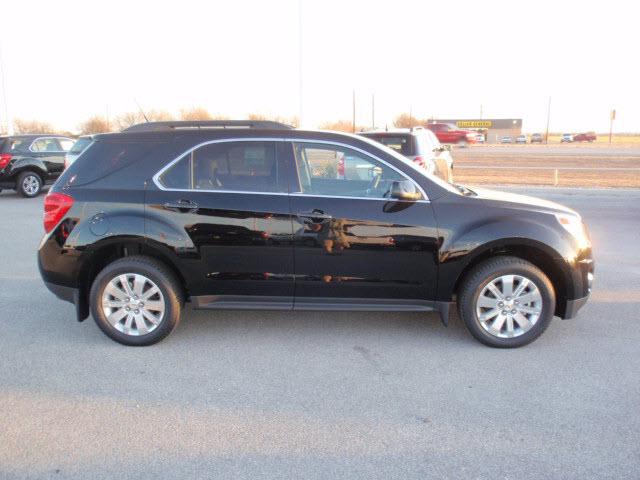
44, 280, 77, 304
563, 294, 590, 319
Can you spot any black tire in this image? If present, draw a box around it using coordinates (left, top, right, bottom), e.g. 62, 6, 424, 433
457, 256, 555, 348
90, 255, 183, 346
17, 171, 43, 197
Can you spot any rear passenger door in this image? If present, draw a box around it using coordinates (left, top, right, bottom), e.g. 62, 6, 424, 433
29, 137, 67, 177
145, 139, 295, 309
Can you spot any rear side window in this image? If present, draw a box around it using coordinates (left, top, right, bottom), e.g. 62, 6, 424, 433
1, 138, 30, 153
158, 141, 284, 193
58, 138, 75, 151
362, 135, 415, 156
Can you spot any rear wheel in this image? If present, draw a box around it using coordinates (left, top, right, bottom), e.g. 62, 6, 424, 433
90, 256, 183, 346
17, 171, 42, 197
457, 256, 555, 348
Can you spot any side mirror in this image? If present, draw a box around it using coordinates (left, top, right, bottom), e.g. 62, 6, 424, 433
390, 180, 422, 201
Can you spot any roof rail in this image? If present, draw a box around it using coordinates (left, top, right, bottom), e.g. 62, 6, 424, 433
123, 120, 294, 133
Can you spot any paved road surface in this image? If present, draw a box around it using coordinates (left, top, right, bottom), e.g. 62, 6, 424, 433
1, 187, 639, 479
459, 144, 640, 157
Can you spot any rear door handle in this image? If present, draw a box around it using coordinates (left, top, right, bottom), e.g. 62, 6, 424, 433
163, 199, 199, 212
296, 209, 332, 220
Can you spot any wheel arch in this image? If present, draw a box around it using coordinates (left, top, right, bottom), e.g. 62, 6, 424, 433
450, 238, 572, 317
76, 236, 188, 321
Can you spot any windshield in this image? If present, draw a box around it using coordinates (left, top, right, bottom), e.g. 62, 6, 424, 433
356, 134, 460, 193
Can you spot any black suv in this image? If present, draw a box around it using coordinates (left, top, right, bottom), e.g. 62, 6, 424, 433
38, 120, 593, 348
0, 135, 75, 197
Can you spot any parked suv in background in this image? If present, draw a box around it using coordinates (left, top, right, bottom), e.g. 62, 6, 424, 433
516, 134, 527, 144
65, 135, 94, 169
358, 127, 453, 182
561, 133, 574, 143
38, 120, 593, 348
0, 134, 74, 197
426, 123, 476, 147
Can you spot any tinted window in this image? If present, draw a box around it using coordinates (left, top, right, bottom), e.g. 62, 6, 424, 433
1, 138, 30, 153
69, 137, 93, 154
293, 142, 411, 199
158, 141, 284, 193
31, 138, 62, 152
362, 134, 415, 156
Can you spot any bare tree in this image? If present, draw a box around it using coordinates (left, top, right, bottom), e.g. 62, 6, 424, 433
393, 113, 421, 128
14, 119, 57, 134
179, 107, 224, 121
78, 116, 112, 135
319, 119, 365, 133
114, 111, 143, 130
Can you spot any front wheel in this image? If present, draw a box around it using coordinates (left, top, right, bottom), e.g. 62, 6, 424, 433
90, 256, 183, 346
17, 171, 42, 197
457, 257, 555, 348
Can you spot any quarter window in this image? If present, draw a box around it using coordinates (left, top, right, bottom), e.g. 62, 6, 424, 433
158, 141, 284, 193
293, 142, 413, 199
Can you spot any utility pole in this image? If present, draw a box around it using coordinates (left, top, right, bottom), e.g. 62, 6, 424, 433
352, 89, 356, 133
480, 104, 483, 120
297, 0, 304, 128
0, 42, 11, 135
609, 109, 616, 144
371, 93, 375, 129
544, 96, 551, 144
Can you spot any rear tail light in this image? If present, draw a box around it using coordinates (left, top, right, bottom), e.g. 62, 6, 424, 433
44, 192, 74, 233
0, 153, 12, 169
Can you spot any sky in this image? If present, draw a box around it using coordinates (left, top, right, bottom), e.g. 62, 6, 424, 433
0, 0, 637, 133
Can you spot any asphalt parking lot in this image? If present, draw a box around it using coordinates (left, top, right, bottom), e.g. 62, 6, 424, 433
1, 186, 639, 479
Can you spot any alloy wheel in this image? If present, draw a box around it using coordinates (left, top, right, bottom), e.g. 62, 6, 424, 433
101, 273, 165, 336
475, 274, 543, 338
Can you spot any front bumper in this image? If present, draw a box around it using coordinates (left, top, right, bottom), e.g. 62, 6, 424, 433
563, 294, 590, 319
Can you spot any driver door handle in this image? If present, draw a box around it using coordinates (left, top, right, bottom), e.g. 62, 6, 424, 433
296, 209, 332, 220
163, 199, 199, 212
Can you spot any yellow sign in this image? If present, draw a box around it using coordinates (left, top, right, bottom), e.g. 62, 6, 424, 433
456, 120, 493, 128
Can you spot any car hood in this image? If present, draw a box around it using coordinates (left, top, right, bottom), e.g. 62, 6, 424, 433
471, 187, 577, 216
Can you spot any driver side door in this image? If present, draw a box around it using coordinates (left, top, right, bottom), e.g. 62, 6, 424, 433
288, 141, 440, 308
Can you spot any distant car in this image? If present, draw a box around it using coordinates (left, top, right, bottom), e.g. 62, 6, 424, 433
516, 134, 527, 144
531, 133, 543, 143
426, 123, 477, 147
0, 134, 75, 197
500, 135, 513, 144
573, 132, 596, 142
65, 136, 94, 169
359, 128, 454, 182
561, 134, 574, 143
474, 133, 485, 143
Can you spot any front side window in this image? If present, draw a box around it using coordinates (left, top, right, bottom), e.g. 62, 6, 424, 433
293, 142, 413, 199
158, 141, 284, 193
31, 138, 62, 152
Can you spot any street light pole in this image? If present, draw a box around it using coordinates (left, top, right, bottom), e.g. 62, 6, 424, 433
0, 42, 11, 135
352, 89, 356, 133
297, 0, 304, 128
371, 93, 375, 129
545, 96, 551, 144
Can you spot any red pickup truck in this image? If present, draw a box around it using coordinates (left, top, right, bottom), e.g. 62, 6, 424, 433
426, 123, 477, 146
573, 132, 597, 142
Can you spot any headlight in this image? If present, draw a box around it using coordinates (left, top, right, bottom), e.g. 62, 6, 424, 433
555, 213, 590, 247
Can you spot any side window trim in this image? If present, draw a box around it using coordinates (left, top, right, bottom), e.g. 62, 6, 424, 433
152, 137, 429, 201
29, 136, 71, 153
